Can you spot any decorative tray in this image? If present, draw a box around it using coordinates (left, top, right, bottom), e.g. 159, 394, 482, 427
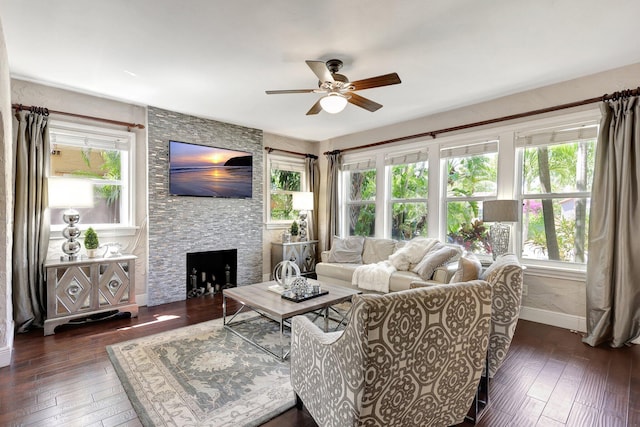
281, 289, 329, 303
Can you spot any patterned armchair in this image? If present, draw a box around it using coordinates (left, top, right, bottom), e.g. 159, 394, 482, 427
290, 280, 492, 427
481, 254, 524, 378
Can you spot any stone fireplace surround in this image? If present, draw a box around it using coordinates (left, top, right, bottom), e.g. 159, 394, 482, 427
147, 106, 263, 306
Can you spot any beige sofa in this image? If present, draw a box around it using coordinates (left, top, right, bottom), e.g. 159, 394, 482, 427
316, 236, 460, 292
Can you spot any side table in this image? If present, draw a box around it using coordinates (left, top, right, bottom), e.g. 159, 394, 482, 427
271, 240, 318, 277
44, 255, 138, 335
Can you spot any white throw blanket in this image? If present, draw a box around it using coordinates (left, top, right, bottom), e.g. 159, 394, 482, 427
352, 261, 397, 293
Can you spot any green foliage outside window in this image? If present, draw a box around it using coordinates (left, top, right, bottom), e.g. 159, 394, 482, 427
390, 162, 428, 240
270, 169, 301, 220
348, 169, 376, 236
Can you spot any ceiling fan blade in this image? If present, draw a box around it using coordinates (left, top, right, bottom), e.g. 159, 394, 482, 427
306, 60, 334, 83
350, 72, 401, 91
348, 93, 383, 112
306, 99, 323, 115
265, 89, 316, 94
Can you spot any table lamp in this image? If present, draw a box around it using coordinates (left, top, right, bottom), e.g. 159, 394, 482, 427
292, 191, 314, 241
482, 200, 519, 260
49, 178, 95, 260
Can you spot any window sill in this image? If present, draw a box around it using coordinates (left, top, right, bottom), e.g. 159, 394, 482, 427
50, 226, 138, 239
265, 222, 294, 230
521, 262, 586, 282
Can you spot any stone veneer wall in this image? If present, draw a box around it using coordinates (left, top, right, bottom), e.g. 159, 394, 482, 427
147, 106, 263, 306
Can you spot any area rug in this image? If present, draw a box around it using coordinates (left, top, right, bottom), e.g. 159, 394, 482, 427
107, 314, 297, 427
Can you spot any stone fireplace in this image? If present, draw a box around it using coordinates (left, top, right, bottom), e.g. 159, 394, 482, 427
186, 249, 237, 297
146, 106, 263, 306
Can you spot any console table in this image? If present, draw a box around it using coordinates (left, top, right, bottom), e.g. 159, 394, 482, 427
271, 240, 318, 277
44, 255, 138, 335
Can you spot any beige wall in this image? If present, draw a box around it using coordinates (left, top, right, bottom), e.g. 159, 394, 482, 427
261, 132, 318, 280
0, 18, 14, 367
318, 61, 640, 330
10, 79, 149, 304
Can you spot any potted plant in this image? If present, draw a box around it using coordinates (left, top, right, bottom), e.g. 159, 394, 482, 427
84, 227, 100, 258
290, 221, 299, 241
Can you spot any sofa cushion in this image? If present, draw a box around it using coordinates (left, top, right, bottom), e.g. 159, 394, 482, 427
315, 262, 361, 284
362, 238, 397, 264
449, 252, 482, 283
412, 245, 460, 280
327, 236, 366, 263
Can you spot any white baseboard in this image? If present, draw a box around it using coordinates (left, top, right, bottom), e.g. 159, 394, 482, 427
519, 306, 587, 333
136, 293, 148, 307
0, 345, 12, 368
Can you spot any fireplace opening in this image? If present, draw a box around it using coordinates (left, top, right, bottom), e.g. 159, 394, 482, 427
186, 249, 237, 298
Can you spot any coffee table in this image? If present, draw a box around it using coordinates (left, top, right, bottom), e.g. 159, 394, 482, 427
223, 279, 361, 361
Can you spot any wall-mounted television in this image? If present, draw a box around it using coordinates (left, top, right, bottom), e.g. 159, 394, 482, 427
169, 140, 252, 198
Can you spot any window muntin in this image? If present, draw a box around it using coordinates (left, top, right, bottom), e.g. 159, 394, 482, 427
344, 166, 376, 237
48, 122, 134, 230
442, 142, 498, 255
518, 124, 597, 264
388, 161, 428, 240
267, 155, 306, 223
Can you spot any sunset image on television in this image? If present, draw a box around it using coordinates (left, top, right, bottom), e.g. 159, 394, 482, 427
169, 140, 252, 198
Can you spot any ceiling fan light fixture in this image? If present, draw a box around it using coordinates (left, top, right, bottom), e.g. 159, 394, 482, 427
320, 93, 348, 114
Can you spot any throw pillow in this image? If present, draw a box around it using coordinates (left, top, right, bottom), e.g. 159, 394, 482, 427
327, 236, 366, 263
362, 238, 398, 264
412, 245, 460, 280
388, 237, 440, 271
449, 252, 483, 283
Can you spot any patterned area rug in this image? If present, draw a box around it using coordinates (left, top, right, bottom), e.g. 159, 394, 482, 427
107, 315, 298, 427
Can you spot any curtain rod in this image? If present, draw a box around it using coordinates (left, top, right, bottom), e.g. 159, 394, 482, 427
11, 103, 145, 130
323, 87, 640, 156
264, 146, 318, 159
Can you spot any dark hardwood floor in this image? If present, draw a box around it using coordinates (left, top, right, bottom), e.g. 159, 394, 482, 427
1, 294, 638, 427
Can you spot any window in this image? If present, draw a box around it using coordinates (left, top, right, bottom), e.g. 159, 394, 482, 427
342, 158, 376, 237
517, 122, 598, 264
441, 141, 498, 254
386, 150, 429, 240
48, 121, 135, 231
267, 154, 306, 224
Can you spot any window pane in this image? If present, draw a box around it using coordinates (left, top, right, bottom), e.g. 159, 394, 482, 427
349, 169, 376, 201
521, 198, 590, 263
270, 193, 295, 221
446, 201, 490, 254
49, 145, 123, 226
348, 204, 375, 237
391, 202, 428, 240
391, 162, 428, 199
446, 153, 497, 197
271, 169, 301, 192
522, 140, 595, 194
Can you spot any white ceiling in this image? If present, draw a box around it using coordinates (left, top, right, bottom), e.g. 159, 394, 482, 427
2, 0, 640, 142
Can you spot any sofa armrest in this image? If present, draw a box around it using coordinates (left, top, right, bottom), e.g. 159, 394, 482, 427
320, 250, 330, 263
433, 263, 457, 283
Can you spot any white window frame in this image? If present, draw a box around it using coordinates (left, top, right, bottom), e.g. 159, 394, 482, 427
48, 120, 136, 235
439, 139, 499, 258
265, 153, 307, 228
385, 149, 429, 239
515, 119, 599, 270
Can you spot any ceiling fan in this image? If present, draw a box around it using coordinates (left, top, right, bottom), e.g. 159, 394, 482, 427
265, 59, 401, 115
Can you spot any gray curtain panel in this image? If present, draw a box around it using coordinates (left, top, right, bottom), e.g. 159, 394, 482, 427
324, 151, 341, 252
13, 110, 51, 332
583, 95, 640, 347
304, 155, 319, 242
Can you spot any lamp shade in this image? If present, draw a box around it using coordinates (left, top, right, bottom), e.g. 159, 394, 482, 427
48, 178, 95, 208
292, 191, 314, 211
483, 200, 519, 222
319, 93, 348, 114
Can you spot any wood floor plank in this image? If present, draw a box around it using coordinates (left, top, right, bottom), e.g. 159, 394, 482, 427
4, 294, 638, 427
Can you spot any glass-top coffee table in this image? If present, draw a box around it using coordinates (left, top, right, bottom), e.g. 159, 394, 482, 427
223, 279, 361, 361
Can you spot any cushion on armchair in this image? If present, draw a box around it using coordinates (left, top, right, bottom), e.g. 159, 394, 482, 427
449, 252, 482, 283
